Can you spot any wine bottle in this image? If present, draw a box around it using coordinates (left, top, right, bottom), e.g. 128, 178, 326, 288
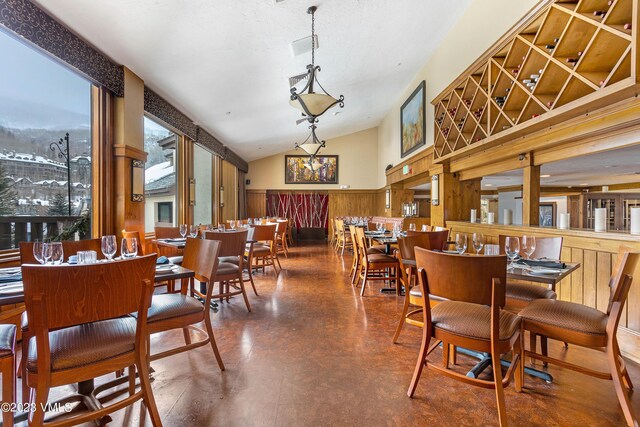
532, 114, 540, 119
566, 57, 579, 64
624, 23, 632, 30
545, 44, 556, 50
593, 10, 606, 17
530, 74, 540, 79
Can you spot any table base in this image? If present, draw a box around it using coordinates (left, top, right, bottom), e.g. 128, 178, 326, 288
454, 347, 553, 383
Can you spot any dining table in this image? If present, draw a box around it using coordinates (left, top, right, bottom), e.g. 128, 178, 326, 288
401, 254, 581, 383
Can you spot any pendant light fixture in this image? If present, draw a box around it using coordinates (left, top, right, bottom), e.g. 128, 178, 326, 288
289, 5, 344, 121
303, 155, 323, 172
295, 124, 326, 156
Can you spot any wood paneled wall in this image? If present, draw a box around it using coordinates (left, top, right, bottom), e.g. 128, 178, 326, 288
448, 221, 640, 362
247, 190, 267, 218
220, 159, 238, 221
327, 190, 381, 219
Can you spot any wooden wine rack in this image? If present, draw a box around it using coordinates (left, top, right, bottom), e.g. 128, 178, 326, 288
433, 0, 636, 161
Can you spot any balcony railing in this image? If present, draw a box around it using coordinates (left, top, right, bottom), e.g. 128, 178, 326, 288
0, 215, 84, 249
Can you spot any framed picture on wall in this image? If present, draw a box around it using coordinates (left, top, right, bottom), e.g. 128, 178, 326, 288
539, 202, 557, 227
284, 155, 339, 184
400, 80, 426, 158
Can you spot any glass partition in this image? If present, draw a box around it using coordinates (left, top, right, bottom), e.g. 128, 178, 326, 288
193, 144, 213, 225
144, 117, 176, 232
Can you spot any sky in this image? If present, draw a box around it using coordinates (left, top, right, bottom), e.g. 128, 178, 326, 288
0, 27, 90, 117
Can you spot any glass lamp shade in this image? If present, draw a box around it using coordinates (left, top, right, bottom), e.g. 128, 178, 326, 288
303, 157, 323, 171
297, 142, 323, 155
290, 92, 340, 117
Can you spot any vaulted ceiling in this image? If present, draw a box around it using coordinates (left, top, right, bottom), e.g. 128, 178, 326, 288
34, 0, 472, 161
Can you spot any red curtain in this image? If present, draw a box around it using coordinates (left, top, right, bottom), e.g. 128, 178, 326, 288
266, 193, 328, 229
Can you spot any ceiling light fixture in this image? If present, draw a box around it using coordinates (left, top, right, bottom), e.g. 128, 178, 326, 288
540, 174, 551, 178
295, 124, 326, 156
303, 155, 324, 172
289, 6, 344, 122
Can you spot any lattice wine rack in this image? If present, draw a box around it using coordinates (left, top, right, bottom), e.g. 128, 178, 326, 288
433, 0, 636, 160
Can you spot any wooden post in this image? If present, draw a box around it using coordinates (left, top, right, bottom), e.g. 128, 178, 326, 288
522, 163, 541, 226
430, 164, 481, 227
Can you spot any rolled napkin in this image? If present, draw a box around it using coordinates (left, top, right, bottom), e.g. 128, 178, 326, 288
68, 255, 78, 264
156, 256, 170, 265
515, 259, 566, 269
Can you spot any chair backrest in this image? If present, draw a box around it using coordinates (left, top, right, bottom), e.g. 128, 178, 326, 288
205, 229, 247, 257
349, 225, 360, 254
415, 247, 507, 307
122, 230, 144, 255
406, 230, 448, 252
397, 234, 433, 262
22, 255, 157, 330
608, 247, 640, 315
182, 237, 221, 283
252, 224, 277, 242
275, 220, 287, 235
20, 239, 106, 264
155, 226, 181, 239
498, 235, 563, 259
335, 219, 345, 237
367, 222, 377, 231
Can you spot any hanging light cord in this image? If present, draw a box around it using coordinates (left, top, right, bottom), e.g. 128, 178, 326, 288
310, 7, 315, 67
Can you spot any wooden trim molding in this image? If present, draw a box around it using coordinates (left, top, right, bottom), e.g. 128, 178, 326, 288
386, 147, 434, 186
0, 0, 123, 95
144, 87, 197, 140
113, 144, 147, 162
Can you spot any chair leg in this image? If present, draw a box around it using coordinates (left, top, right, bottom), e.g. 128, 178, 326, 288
204, 309, 225, 371
182, 327, 192, 345
407, 321, 432, 398
274, 253, 282, 270
239, 276, 252, 312
392, 290, 411, 343
21, 333, 29, 404
491, 341, 508, 426
615, 341, 634, 390
360, 266, 369, 296
541, 336, 549, 367
1, 356, 15, 427
136, 358, 162, 427
128, 365, 136, 396
442, 342, 450, 369
28, 379, 50, 426
529, 332, 537, 364
607, 341, 637, 427
514, 333, 523, 393
450, 346, 457, 366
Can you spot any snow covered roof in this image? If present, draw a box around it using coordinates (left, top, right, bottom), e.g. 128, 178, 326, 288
145, 161, 174, 185
0, 152, 66, 168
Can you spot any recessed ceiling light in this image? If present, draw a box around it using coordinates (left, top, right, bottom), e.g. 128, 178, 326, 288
540, 174, 551, 178
226, 111, 231, 115
396, 62, 402, 67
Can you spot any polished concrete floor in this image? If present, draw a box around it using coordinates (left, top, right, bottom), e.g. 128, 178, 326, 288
19, 241, 640, 426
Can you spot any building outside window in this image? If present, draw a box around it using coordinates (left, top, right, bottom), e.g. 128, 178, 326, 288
0, 29, 93, 248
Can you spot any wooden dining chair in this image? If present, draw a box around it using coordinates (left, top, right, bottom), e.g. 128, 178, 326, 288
355, 227, 399, 296
274, 220, 289, 258
141, 238, 225, 371
285, 218, 295, 247
0, 324, 16, 427
335, 219, 352, 255
246, 224, 279, 274
154, 226, 181, 239
154, 226, 185, 264
519, 248, 639, 426
206, 230, 252, 311
409, 248, 522, 427
392, 234, 433, 343
22, 255, 161, 426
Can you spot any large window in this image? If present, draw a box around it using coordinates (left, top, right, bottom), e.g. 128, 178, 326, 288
144, 117, 176, 232
0, 29, 93, 248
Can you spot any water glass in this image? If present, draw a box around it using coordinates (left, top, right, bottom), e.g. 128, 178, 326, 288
409, 223, 416, 232
484, 244, 500, 256
472, 233, 484, 255
247, 218, 253, 226
455, 233, 467, 255
522, 235, 536, 260
505, 236, 520, 269
78, 250, 97, 265
33, 239, 45, 264
101, 235, 117, 261
49, 242, 64, 265
229, 220, 236, 230
218, 224, 226, 232
421, 225, 428, 232
189, 225, 198, 238
121, 237, 138, 258
42, 242, 53, 264
179, 224, 188, 238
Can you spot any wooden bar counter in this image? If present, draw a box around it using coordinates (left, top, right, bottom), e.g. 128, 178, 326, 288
448, 221, 640, 362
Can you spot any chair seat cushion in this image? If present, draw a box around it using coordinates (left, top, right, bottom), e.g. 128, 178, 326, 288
0, 324, 16, 358
168, 256, 183, 265
519, 299, 607, 347
133, 294, 203, 323
506, 282, 556, 302
219, 256, 240, 265
409, 287, 422, 298
370, 245, 387, 252
431, 301, 520, 342
27, 317, 136, 373
250, 246, 271, 256
367, 254, 397, 263
216, 261, 240, 276
366, 248, 384, 255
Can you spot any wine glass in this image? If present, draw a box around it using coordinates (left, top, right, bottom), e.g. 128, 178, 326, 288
42, 242, 53, 265
101, 235, 117, 261
179, 224, 187, 239
505, 236, 520, 269
189, 225, 198, 238
454, 233, 467, 255
121, 237, 138, 258
421, 225, 428, 232
49, 242, 64, 265
409, 223, 416, 232
472, 233, 484, 255
229, 220, 236, 230
33, 239, 45, 264
521, 235, 536, 260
